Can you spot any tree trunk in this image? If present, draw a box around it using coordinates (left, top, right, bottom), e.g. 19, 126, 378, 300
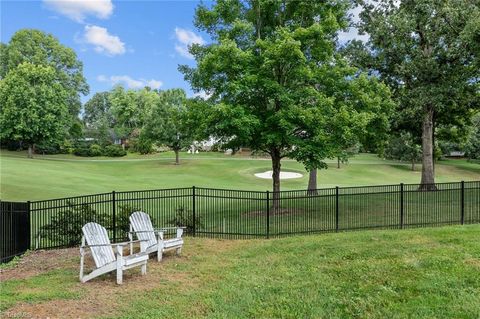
174, 149, 180, 165
307, 169, 318, 195
337, 157, 340, 169
271, 148, 281, 212
28, 144, 33, 158
411, 159, 415, 171
419, 108, 436, 190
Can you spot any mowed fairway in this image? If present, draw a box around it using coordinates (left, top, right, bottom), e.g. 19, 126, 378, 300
1, 150, 479, 201
1, 225, 479, 318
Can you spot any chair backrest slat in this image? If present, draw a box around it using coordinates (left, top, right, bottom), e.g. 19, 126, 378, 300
130, 211, 157, 248
82, 222, 116, 268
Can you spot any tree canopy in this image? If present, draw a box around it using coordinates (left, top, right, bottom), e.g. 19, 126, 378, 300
142, 88, 191, 164
345, 0, 480, 188
181, 0, 393, 200
0, 62, 69, 157
1, 29, 88, 117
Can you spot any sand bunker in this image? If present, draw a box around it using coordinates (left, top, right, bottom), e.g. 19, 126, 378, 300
254, 170, 303, 180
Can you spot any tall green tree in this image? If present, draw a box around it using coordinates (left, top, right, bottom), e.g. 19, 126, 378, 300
1, 29, 89, 134
83, 92, 113, 143
108, 86, 157, 145
181, 0, 393, 205
346, 0, 480, 189
0, 62, 69, 157
142, 89, 191, 165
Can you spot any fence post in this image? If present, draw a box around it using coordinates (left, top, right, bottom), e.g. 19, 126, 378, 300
460, 181, 465, 225
27, 201, 31, 250
112, 191, 116, 242
192, 186, 196, 237
400, 183, 404, 229
335, 186, 339, 232
266, 191, 270, 239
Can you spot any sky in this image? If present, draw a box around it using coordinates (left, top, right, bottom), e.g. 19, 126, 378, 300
1, 0, 364, 104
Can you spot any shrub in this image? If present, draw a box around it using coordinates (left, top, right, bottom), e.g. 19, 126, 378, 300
89, 144, 103, 156
60, 140, 75, 154
38, 202, 107, 247
73, 145, 92, 157
132, 136, 154, 154
104, 145, 127, 157
168, 205, 203, 234
115, 204, 144, 238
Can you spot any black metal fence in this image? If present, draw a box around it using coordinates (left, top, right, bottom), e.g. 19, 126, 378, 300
1, 181, 479, 260
1, 201, 30, 262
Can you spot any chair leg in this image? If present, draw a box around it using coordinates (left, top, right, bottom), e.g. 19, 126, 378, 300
116, 245, 123, 285
141, 263, 147, 275
157, 250, 163, 262
176, 247, 182, 255
116, 267, 123, 285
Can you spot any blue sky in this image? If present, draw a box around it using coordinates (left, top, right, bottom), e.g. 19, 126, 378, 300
1, 0, 214, 102
1, 0, 363, 104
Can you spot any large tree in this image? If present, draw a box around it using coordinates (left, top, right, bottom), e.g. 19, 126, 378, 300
109, 86, 157, 145
83, 92, 114, 143
347, 0, 480, 189
142, 89, 191, 165
181, 0, 393, 205
0, 62, 69, 157
1, 29, 89, 134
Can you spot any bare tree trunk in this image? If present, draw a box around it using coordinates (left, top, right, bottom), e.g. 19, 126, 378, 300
174, 149, 180, 165
28, 144, 33, 158
271, 148, 281, 212
419, 108, 436, 190
337, 157, 340, 169
411, 159, 415, 171
307, 169, 318, 195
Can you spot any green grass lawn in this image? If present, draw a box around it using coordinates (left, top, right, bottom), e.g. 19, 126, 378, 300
1, 225, 479, 318
1, 150, 479, 201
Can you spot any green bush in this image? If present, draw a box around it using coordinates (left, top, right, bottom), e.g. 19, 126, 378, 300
89, 144, 103, 156
115, 204, 143, 237
60, 140, 75, 154
104, 145, 127, 157
38, 202, 107, 247
132, 136, 154, 154
73, 145, 92, 157
168, 205, 202, 234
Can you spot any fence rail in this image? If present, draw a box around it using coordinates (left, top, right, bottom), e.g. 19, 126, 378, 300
1, 180, 479, 261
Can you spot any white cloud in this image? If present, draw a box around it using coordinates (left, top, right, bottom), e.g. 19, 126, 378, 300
145, 79, 163, 89
83, 25, 125, 56
97, 75, 163, 89
43, 0, 113, 23
174, 27, 205, 59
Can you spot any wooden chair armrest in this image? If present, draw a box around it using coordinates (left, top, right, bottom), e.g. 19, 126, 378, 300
155, 227, 186, 231
81, 239, 147, 249
81, 243, 123, 248
128, 230, 156, 234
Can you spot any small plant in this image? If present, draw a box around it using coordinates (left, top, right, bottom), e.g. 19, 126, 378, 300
168, 205, 202, 233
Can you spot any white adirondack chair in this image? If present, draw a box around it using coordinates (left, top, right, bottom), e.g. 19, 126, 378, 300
80, 222, 148, 284
129, 211, 185, 262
